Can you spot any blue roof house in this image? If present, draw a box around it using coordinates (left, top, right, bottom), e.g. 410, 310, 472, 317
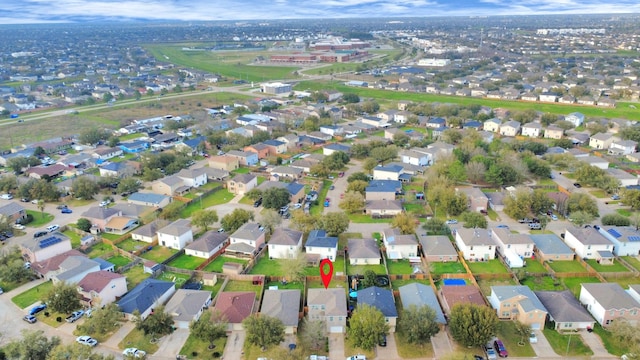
358, 286, 398, 332
119, 140, 149, 153
117, 278, 175, 320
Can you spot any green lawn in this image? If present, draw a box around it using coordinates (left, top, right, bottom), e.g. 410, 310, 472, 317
167, 253, 206, 270
520, 275, 565, 291
621, 256, 640, 271
106, 255, 132, 270
523, 258, 548, 273
179, 333, 227, 359
85, 241, 114, 258
547, 260, 587, 273
495, 321, 536, 358
617, 208, 632, 217
223, 280, 263, 298
139, 246, 179, 263
392, 278, 431, 290
606, 276, 640, 289
333, 256, 346, 275
116, 238, 150, 252
395, 333, 434, 358
118, 327, 159, 354
561, 276, 601, 297
247, 253, 282, 276
430, 261, 466, 275
123, 264, 151, 290
180, 188, 234, 217
487, 208, 499, 221
585, 259, 631, 272
542, 324, 593, 357
265, 280, 304, 290
386, 259, 415, 275
159, 271, 192, 285
467, 259, 509, 274
203, 256, 248, 273
63, 230, 82, 248
11, 281, 53, 309
476, 278, 517, 296
592, 323, 627, 357
201, 281, 224, 298
231, 167, 251, 174
347, 263, 387, 275
590, 189, 608, 198
25, 210, 54, 227
347, 213, 393, 223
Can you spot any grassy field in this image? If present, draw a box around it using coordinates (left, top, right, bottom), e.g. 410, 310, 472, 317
179, 333, 227, 359
585, 259, 631, 272
621, 256, 640, 271
25, 210, 54, 227
547, 260, 587, 273
521, 275, 564, 291
247, 254, 282, 276
542, 324, 593, 357
347, 213, 393, 223
145, 45, 300, 82
495, 321, 536, 357
139, 246, 179, 263
86, 241, 114, 258
386, 259, 415, 275
295, 80, 640, 121
347, 263, 387, 275
203, 256, 248, 273
159, 271, 191, 285
180, 188, 233, 218
561, 276, 601, 297
592, 323, 627, 357
12, 281, 53, 309
118, 327, 159, 354
301, 63, 361, 76
167, 253, 206, 270
467, 259, 509, 274
223, 280, 263, 298
123, 264, 151, 290
430, 261, 466, 275
106, 255, 132, 270
395, 333, 435, 358
62, 230, 82, 248
117, 238, 151, 252
523, 258, 548, 273
476, 278, 517, 296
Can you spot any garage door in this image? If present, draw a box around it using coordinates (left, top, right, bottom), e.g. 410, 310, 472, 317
329, 326, 343, 333
531, 323, 541, 330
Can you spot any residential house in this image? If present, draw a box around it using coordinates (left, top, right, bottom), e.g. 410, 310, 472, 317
305, 230, 338, 262
539, 92, 558, 102
268, 228, 303, 259
579, 283, 640, 327
175, 136, 207, 156
485, 191, 506, 212
0, 202, 26, 223
99, 161, 139, 178
26, 164, 66, 180
176, 167, 208, 188
127, 192, 172, 208
307, 288, 348, 333
261, 289, 301, 334
499, 120, 521, 136
365, 180, 402, 201
606, 168, 638, 186
117, 279, 176, 320
277, 134, 300, 151
440, 285, 486, 314
226, 150, 259, 166
544, 125, 564, 139
382, 228, 418, 260
244, 143, 271, 159
119, 140, 149, 153
598, 227, 640, 257
269, 166, 303, 180
92, 147, 123, 161
399, 283, 446, 326
203, 168, 230, 182
373, 164, 403, 181
417, 234, 458, 262
491, 228, 534, 268
360, 115, 391, 128
456, 187, 489, 213
488, 285, 548, 329
157, 219, 193, 250
521, 122, 542, 137
609, 140, 638, 156
320, 125, 344, 137
152, 175, 187, 196
263, 139, 287, 155
208, 155, 240, 171
165, 289, 212, 329
227, 173, 257, 196
626, 152, 640, 163
131, 221, 160, 243
77, 271, 127, 308
347, 238, 381, 265
21, 232, 73, 263
535, 290, 595, 331
365, 199, 404, 217
257, 181, 305, 204
565, 112, 585, 127
580, 155, 610, 170
454, 228, 496, 261
185, 231, 229, 259
426, 117, 447, 129
530, 234, 574, 261
589, 132, 619, 150
564, 227, 614, 263
357, 286, 398, 332
290, 159, 319, 174
323, 143, 351, 156
226, 223, 266, 257
400, 149, 429, 167
483, 118, 502, 133
51, 256, 101, 284
214, 292, 256, 331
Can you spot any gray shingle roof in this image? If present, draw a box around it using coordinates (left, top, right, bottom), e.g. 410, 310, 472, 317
165, 289, 212, 322
398, 283, 446, 323
581, 283, 640, 310
260, 289, 301, 327
491, 285, 547, 313
117, 279, 175, 315
535, 290, 594, 324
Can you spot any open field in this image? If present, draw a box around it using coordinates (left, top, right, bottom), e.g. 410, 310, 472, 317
430, 261, 466, 275
467, 259, 509, 274
295, 80, 640, 120
146, 45, 300, 82
118, 327, 159, 354
167, 253, 206, 270
203, 256, 248, 273
179, 333, 226, 359
12, 281, 53, 309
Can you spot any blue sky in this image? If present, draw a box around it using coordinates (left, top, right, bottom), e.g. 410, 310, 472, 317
1, 0, 639, 24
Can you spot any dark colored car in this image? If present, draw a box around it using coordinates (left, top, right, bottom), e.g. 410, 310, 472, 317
29, 303, 47, 316
378, 334, 387, 347
61, 208, 73, 214
494, 339, 508, 358
56, 204, 68, 209
254, 198, 263, 207
573, 183, 582, 188
33, 231, 48, 238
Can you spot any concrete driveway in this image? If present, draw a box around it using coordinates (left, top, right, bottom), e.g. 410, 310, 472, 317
580, 330, 617, 359
153, 328, 191, 360
329, 333, 345, 359
530, 329, 560, 358
222, 330, 246, 360
375, 333, 400, 360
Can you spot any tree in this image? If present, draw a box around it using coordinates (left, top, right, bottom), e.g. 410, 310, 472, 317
221, 208, 254, 233
159, 201, 184, 221
300, 319, 327, 352
262, 187, 291, 210
444, 191, 469, 216
449, 303, 499, 347
4, 330, 61, 360
504, 188, 533, 220
323, 151, 350, 170
191, 209, 219, 231
569, 210, 595, 227
0, 174, 18, 192
243, 315, 285, 349
363, 157, 379, 173
71, 177, 100, 200
423, 218, 449, 235
76, 303, 122, 338
48, 343, 116, 360
290, 210, 320, 233
339, 191, 365, 214
567, 193, 599, 217
342, 93, 360, 103
134, 305, 174, 337
348, 172, 370, 184
370, 146, 398, 164
6, 156, 30, 174
609, 319, 640, 358
260, 209, 282, 234
393, 133, 410, 148
602, 213, 631, 226
281, 252, 307, 282
622, 189, 640, 210
461, 212, 488, 228
79, 128, 109, 146
245, 188, 263, 201
310, 163, 330, 178
530, 189, 554, 215
319, 212, 349, 236
347, 304, 389, 351
398, 305, 440, 344
46, 282, 82, 314
361, 269, 377, 288
116, 177, 141, 194
190, 310, 227, 349
0, 247, 34, 283
513, 321, 532, 346
347, 180, 368, 195
76, 218, 92, 232
391, 212, 417, 234
465, 161, 486, 184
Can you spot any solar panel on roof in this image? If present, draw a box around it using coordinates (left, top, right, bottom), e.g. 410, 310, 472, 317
628, 236, 640, 242
607, 228, 622, 238
39, 237, 61, 248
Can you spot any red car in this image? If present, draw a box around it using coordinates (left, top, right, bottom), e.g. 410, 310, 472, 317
325, 197, 330, 202
338, 172, 345, 177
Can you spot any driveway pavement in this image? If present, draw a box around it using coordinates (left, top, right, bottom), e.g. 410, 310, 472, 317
375, 333, 400, 360
329, 333, 345, 360
431, 330, 453, 359
222, 330, 246, 360
530, 329, 559, 358
153, 328, 191, 360
325, 159, 363, 213
580, 330, 617, 359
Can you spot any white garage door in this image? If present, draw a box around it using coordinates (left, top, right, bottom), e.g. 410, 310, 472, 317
329, 326, 344, 333
531, 323, 541, 330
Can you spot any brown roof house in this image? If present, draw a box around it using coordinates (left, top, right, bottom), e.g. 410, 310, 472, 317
440, 285, 486, 314
579, 283, 640, 327
417, 234, 458, 262
214, 292, 256, 331
227, 173, 257, 196
244, 143, 271, 159
31, 249, 84, 279
455, 187, 489, 213
307, 288, 348, 333
77, 271, 127, 308
0, 202, 27, 223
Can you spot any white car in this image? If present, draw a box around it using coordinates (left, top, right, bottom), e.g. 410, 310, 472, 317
123, 348, 147, 358
550, 214, 558, 221
76, 336, 98, 347
99, 200, 110, 207
0, 194, 13, 200
46, 224, 60, 232
445, 219, 458, 225
346, 356, 367, 360
12, 224, 25, 230
529, 332, 538, 344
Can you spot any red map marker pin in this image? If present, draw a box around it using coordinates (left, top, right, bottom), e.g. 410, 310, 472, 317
319, 258, 334, 289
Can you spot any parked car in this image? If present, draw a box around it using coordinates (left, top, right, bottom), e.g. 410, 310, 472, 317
496, 225, 509, 229
20, 198, 30, 202
339, 172, 345, 177
61, 208, 73, 214
253, 198, 263, 207
611, 194, 621, 200
378, 334, 387, 347
46, 224, 60, 232
29, 303, 47, 316
0, 193, 13, 200
573, 183, 582, 188
13, 223, 25, 230
446, 219, 458, 225
23, 315, 37, 324
493, 339, 508, 357
56, 204, 68, 209
346, 356, 366, 360
293, 203, 302, 210
66, 310, 85, 323
484, 344, 497, 360
329, 185, 335, 190
99, 200, 110, 207
528, 223, 542, 230
550, 214, 558, 221
33, 231, 48, 238
529, 332, 538, 344
76, 336, 98, 347
123, 348, 146, 358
